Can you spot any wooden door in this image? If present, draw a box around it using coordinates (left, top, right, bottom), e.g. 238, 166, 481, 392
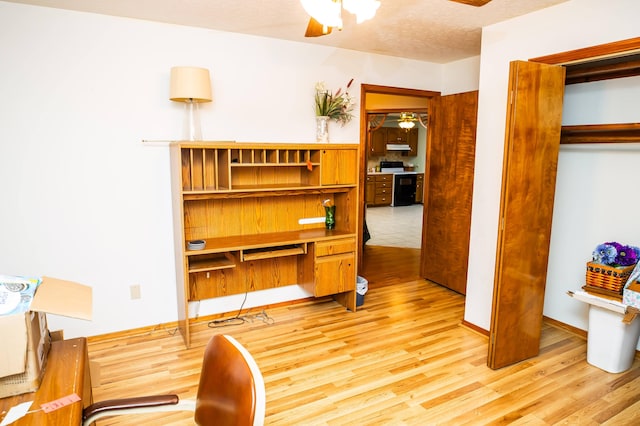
421, 91, 478, 294
488, 61, 566, 369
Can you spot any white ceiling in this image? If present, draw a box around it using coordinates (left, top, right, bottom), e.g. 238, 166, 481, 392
6, 0, 569, 63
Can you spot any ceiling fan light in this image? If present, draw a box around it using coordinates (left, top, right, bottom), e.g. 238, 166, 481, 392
301, 0, 343, 28
398, 112, 417, 129
343, 0, 380, 23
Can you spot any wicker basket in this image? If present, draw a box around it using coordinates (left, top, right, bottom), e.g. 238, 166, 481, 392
585, 261, 635, 294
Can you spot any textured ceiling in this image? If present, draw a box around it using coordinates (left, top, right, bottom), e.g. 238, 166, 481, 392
7, 0, 569, 63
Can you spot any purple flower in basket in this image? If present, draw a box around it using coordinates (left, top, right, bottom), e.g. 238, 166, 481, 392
605, 241, 623, 253
592, 243, 617, 265
615, 244, 638, 266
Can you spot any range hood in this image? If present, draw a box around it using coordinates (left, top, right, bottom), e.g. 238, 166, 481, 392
386, 144, 411, 151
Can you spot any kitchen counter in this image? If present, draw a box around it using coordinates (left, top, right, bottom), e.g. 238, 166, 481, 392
368, 171, 417, 175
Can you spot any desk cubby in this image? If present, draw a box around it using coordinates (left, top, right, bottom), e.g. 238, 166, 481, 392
171, 142, 359, 347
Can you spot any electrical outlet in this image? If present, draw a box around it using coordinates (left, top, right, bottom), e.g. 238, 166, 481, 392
130, 284, 141, 300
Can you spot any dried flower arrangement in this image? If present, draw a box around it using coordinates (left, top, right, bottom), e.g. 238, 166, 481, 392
314, 79, 355, 126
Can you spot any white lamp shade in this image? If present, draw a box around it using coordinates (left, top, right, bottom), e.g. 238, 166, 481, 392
170, 66, 212, 103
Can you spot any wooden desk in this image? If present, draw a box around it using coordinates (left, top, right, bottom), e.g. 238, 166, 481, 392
0, 337, 92, 425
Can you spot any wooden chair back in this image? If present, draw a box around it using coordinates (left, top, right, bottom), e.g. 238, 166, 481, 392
195, 334, 265, 426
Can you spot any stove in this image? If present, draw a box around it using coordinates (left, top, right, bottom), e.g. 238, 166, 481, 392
379, 161, 406, 173
378, 161, 417, 206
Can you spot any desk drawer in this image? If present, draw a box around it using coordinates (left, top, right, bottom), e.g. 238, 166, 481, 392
316, 237, 356, 257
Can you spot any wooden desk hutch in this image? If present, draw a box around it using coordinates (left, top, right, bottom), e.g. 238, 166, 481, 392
170, 142, 360, 347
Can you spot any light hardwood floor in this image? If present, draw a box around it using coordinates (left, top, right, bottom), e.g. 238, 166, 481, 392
87, 246, 640, 425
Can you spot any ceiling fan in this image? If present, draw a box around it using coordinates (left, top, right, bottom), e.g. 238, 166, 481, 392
449, 0, 492, 6
303, 0, 492, 38
302, 0, 380, 37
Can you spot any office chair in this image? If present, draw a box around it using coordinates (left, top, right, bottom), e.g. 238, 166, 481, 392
82, 334, 265, 426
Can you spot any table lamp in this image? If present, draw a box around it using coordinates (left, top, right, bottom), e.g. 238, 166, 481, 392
170, 66, 212, 141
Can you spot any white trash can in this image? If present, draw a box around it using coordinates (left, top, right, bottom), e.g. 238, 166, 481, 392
356, 276, 368, 307
569, 290, 640, 373
587, 304, 640, 373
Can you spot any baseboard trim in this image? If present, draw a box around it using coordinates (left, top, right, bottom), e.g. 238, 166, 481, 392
87, 296, 320, 344
459, 317, 588, 340
543, 315, 587, 339
87, 302, 639, 359
86, 321, 180, 344
543, 315, 640, 358
460, 319, 489, 337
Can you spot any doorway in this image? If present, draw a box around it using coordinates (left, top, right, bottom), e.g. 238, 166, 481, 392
359, 86, 478, 296
365, 111, 426, 249
357, 85, 439, 270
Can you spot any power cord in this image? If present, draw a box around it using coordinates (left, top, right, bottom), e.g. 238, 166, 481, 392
207, 291, 275, 328
147, 323, 179, 336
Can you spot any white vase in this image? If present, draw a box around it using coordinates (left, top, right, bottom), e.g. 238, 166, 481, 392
316, 116, 330, 143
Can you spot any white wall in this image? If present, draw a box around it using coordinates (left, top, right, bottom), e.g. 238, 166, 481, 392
441, 56, 481, 96
0, 1, 450, 338
465, 0, 640, 351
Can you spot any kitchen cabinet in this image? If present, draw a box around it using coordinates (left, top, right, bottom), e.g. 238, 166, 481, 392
170, 142, 359, 347
365, 175, 375, 205
368, 127, 419, 156
368, 128, 387, 156
389, 128, 419, 156
407, 128, 419, 156
367, 173, 392, 206
386, 127, 408, 143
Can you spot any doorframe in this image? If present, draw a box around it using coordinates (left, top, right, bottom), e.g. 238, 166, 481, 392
357, 84, 440, 270
530, 36, 640, 81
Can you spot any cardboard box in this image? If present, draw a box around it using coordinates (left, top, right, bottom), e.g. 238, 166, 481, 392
0, 276, 92, 398
0, 311, 51, 397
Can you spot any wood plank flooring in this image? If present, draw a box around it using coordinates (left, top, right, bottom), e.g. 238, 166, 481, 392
87, 246, 640, 425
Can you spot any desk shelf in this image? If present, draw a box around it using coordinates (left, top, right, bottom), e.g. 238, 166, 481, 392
170, 142, 360, 347
188, 253, 237, 272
